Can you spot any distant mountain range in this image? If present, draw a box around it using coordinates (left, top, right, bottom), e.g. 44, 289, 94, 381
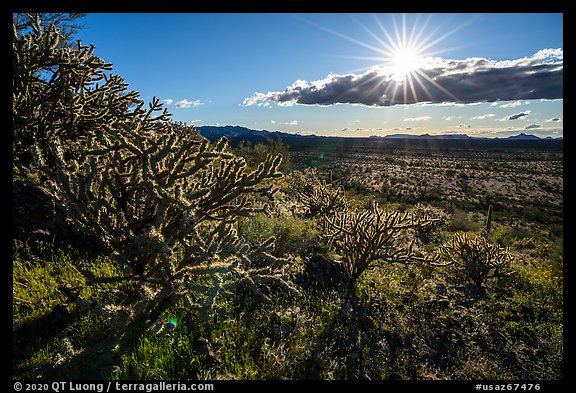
383, 133, 473, 140
195, 125, 298, 143
195, 126, 562, 144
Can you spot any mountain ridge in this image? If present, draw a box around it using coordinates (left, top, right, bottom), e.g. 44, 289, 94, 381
194, 125, 562, 143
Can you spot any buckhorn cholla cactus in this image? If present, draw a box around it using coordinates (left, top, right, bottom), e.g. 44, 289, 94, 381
13, 14, 147, 172
322, 203, 441, 287
410, 203, 449, 241
14, 15, 298, 327
299, 181, 348, 218
435, 231, 514, 295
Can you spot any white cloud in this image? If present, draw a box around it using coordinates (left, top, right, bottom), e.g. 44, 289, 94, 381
470, 114, 496, 120
499, 100, 523, 108
162, 98, 173, 105
499, 110, 532, 121
533, 48, 563, 59
404, 116, 431, 122
286, 120, 298, 126
175, 99, 203, 109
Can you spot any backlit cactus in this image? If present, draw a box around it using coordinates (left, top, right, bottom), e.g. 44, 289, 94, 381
409, 203, 449, 241
436, 231, 514, 293
299, 181, 349, 218
321, 203, 440, 285
13, 15, 297, 325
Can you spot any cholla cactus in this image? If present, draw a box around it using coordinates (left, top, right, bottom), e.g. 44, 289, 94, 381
13, 14, 152, 171
409, 203, 448, 241
14, 15, 297, 326
284, 168, 347, 217
436, 231, 514, 293
299, 181, 348, 218
322, 203, 439, 286
285, 167, 322, 195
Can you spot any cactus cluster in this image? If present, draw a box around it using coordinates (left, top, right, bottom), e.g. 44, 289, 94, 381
13, 14, 151, 171
13, 15, 297, 324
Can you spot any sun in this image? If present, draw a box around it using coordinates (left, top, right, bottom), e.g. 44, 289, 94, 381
390, 47, 421, 80
311, 13, 466, 104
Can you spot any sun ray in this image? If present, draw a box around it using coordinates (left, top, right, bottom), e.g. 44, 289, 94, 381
416, 17, 477, 54
409, 69, 435, 102
355, 16, 396, 54
407, 73, 419, 103
293, 14, 389, 57
302, 13, 465, 107
414, 68, 460, 102
410, 13, 433, 49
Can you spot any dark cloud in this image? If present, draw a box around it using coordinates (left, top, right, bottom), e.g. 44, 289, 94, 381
244, 49, 562, 108
524, 124, 542, 129
506, 111, 531, 120
545, 117, 561, 122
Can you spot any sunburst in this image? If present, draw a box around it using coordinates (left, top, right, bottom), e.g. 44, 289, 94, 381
314, 13, 473, 105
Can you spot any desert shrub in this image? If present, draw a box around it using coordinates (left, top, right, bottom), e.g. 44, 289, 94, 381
490, 225, 532, 248
286, 168, 348, 218
448, 209, 482, 232
299, 181, 348, 218
284, 167, 323, 195
238, 213, 319, 257
436, 231, 514, 295
235, 138, 291, 173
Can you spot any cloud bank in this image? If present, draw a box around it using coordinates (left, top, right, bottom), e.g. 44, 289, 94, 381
244, 49, 562, 108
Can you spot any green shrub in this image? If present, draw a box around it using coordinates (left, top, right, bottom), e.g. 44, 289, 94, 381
449, 209, 482, 232
238, 213, 319, 257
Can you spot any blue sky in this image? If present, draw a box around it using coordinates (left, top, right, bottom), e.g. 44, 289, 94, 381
75, 13, 563, 138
